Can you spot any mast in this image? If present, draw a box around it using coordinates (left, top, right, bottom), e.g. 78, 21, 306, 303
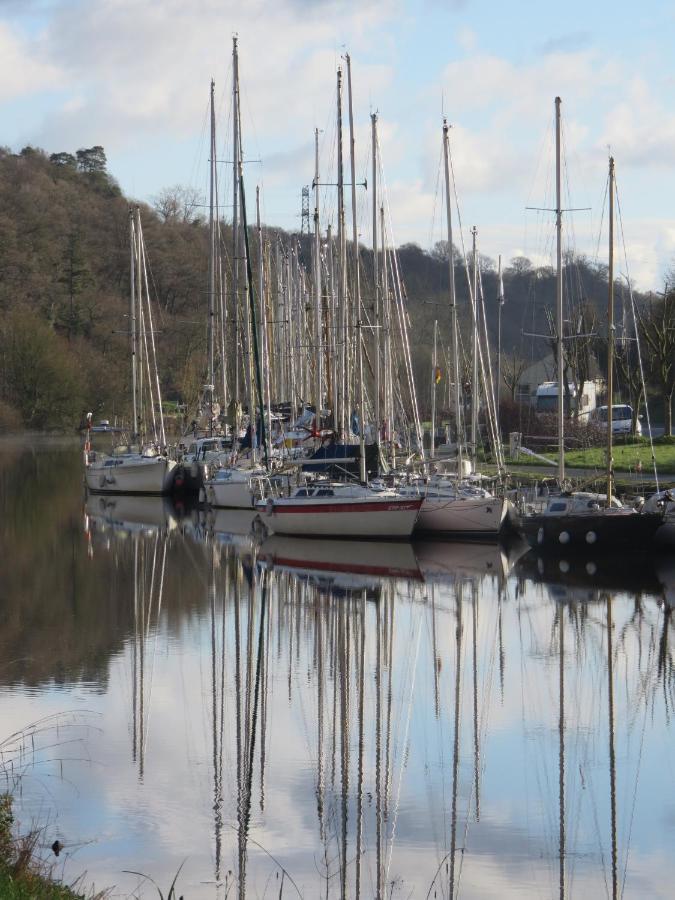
606, 157, 615, 506
207, 79, 216, 435
129, 208, 139, 441
256, 187, 272, 456
346, 54, 367, 482
431, 320, 438, 458
381, 205, 395, 468
471, 225, 479, 471
336, 67, 347, 441
240, 169, 269, 469
442, 120, 463, 477
372, 113, 381, 447
555, 96, 565, 486
497, 254, 504, 436
313, 128, 323, 436
232, 38, 241, 419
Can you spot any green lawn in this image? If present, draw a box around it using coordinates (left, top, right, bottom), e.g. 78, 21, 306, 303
509, 439, 675, 473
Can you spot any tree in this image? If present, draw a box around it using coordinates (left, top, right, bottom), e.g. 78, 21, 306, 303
501, 350, 528, 402
49, 152, 77, 168
637, 290, 675, 436
507, 256, 532, 275
56, 232, 93, 339
430, 240, 462, 264
565, 299, 598, 420
76, 146, 107, 174
0, 310, 84, 429
152, 185, 203, 225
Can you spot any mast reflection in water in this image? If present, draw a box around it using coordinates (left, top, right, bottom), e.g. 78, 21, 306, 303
1, 442, 675, 898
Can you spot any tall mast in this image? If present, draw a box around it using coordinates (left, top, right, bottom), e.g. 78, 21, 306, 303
336, 67, 346, 440
313, 128, 323, 436
372, 112, 381, 447
207, 79, 216, 435
470, 225, 479, 472
381, 204, 394, 468
496, 254, 503, 436
606, 157, 615, 506
442, 120, 463, 477
129, 207, 139, 441
555, 96, 565, 486
240, 169, 268, 468
256, 187, 272, 458
431, 320, 437, 458
232, 37, 241, 414
346, 53, 367, 481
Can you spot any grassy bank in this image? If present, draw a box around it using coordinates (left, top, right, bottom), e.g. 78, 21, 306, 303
508, 438, 675, 474
0, 796, 88, 900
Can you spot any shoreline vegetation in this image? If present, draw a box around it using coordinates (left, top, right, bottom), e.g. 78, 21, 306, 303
0, 795, 92, 900
0, 144, 672, 437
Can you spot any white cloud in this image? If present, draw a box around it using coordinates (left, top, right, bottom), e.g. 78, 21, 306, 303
0, 20, 62, 102
30, 0, 397, 151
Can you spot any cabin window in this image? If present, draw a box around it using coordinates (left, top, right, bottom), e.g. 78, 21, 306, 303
549, 501, 567, 512
296, 489, 309, 497
316, 489, 334, 497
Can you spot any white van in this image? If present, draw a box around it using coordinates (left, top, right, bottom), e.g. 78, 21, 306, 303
590, 404, 641, 436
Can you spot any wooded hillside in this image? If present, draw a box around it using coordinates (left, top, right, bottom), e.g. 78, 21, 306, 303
0, 144, 671, 433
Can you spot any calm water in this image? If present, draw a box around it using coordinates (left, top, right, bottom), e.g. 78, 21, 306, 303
1, 439, 674, 898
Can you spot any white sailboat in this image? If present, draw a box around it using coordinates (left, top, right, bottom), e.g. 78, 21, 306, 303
401, 120, 507, 537
255, 481, 422, 539
85, 207, 176, 495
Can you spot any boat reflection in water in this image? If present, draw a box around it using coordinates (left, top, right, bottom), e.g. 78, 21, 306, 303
44, 486, 675, 897
85, 492, 180, 536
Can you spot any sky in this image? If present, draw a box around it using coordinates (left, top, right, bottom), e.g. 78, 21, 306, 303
2, 0, 675, 289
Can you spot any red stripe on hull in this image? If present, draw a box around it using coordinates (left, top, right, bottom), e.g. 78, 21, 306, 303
264, 500, 422, 515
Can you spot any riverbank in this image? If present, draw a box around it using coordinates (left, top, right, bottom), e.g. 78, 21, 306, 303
0, 796, 89, 899
505, 437, 675, 477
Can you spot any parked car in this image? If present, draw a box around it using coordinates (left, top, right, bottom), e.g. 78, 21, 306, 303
589, 404, 642, 436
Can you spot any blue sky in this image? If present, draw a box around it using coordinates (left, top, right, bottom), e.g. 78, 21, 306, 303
2, 0, 674, 288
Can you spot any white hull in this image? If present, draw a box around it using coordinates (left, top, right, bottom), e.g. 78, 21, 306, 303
85, 457, 176, 495
257, 497, 422, 539
414, 496, 508, 536
204, 471, 262, 509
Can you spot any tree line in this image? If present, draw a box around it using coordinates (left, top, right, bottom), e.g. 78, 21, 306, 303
0, 145, 672, 435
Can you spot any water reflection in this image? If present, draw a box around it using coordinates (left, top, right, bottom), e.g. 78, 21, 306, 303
1, 442, 675, 897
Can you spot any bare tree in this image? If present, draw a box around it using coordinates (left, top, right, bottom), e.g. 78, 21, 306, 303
637, 289, 675, 436
501, 350, 529, 402
565, 299, 598, 420
152, 185, 203, 225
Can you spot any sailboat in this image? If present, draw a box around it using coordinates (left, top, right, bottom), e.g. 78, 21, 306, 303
201, 42, 270, 509
397, 119, 509, 537
519, 104, 662, 551
85, 207, 176, 495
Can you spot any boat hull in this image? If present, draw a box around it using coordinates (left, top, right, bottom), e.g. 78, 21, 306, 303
256, 497, 422, 539
414, 496, 508, 537
85, 457, 176, 495
204, 470, 263, 509
519, 509, 664, 552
